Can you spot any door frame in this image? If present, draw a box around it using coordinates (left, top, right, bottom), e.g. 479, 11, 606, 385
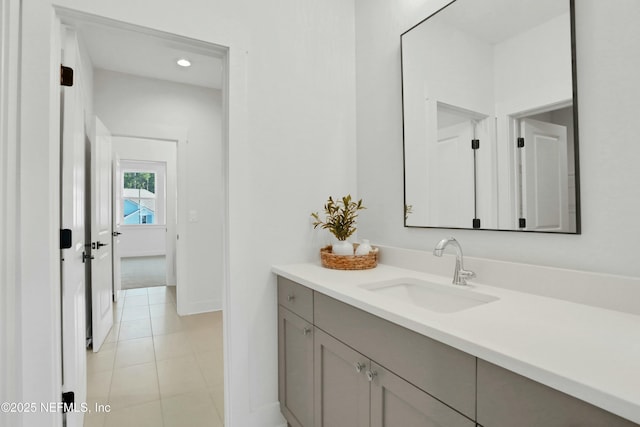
17, 6, 235, 426
115, 156, 172, 290
110, 124, 188, 315
18, 7, 65, 426
0, 0, 21, 419
506, 99, 573, 229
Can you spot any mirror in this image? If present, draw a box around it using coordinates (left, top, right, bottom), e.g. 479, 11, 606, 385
402, 0, 580, 233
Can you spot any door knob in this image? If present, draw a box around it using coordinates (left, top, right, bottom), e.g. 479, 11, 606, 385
303, 327, 311, 336
82, 252, 94, 263
96, 241, 108, 248
355, 362, 365, 373
366, 370, 377, 381
287, 294, 295, 302
112, 231, 122, 236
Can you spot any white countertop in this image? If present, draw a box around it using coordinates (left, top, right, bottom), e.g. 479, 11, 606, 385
272, 262, 640, 424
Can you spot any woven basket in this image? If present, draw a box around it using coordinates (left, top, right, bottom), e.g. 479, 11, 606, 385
320, 244, 379, 270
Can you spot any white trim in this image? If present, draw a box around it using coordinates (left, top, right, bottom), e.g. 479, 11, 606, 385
55, 6, 227, 59
19, 5, 64, 426
245, 402, 289, 427
0, 0, 21, 424
220, 43, 234, 427
509, 98, 573, 119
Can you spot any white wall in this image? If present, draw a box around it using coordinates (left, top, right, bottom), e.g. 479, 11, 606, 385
356, 0, 640, 278
403, 19, 495, 116
493, 12, 572, 117
402, 19, 494, 227
18, 1, 356, 426
118, 226, 166, 256
95, 70, 222, 312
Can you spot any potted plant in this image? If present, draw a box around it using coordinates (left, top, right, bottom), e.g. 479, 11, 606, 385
311, 195, 365, 255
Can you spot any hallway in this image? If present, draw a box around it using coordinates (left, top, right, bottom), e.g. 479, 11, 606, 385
84, 286, 224, 427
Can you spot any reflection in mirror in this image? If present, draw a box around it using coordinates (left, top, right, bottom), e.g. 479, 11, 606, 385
402, 0, 579, 233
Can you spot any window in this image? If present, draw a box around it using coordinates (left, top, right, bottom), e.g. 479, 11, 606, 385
123, 172, 157, 225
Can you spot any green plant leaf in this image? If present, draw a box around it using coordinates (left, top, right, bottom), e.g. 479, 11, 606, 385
310, 194, 366, 241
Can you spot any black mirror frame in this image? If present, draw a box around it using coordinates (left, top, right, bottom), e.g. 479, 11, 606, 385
400, 0, 581, 234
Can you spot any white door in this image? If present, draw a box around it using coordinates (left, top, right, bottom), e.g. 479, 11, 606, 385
91, 117, 114, 352
429, 121, 475, 228
112, 155, 122, 303
60, 26, 87, 427
520, 118, 569, 232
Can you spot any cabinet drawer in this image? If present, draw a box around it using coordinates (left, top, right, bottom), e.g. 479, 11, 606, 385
314, 292, 476, 419
278, 276, 313, 322
477, 359, 639, 427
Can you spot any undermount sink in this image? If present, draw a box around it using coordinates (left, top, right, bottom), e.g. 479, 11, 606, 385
360, 277, 499, 313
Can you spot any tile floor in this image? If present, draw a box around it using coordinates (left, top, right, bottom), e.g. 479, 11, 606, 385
84, 286, 224, 427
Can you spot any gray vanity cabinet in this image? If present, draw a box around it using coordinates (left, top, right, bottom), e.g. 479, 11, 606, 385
477, 360, 638, 427
370, 361, 474, 427
278, 278, 315, 427
278, 307, 314, 427
313, 291, 476, 419
278, 276, 475, 427
314, 328, 370, 427
314, 327, 473, 427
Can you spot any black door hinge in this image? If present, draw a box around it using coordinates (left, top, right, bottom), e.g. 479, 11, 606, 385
517, 137, 525, 148
60, 229, 72, 249
471, 139, 480, 150
61, 391, 75, 413
473, 218, 481, 229
61, 65, 74, 87
519, 218, 527, 228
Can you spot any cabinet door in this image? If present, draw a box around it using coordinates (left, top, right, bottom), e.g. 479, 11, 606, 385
370, 362, 475, 427
279, 307, 314, 427
477, 359, 639, 427
314, 292, 476, 418
314, 328, 370, 427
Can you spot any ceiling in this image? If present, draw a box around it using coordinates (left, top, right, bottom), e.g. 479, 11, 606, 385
73, 20, 224, 89
436, 0, 570, 45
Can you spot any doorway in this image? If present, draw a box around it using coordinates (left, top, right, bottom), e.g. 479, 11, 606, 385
57, 11, 229, 427
510, 103, 575, 232
114, 156, 175, 301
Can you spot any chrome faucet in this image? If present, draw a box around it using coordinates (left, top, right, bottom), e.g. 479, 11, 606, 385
433, 237, 476, 285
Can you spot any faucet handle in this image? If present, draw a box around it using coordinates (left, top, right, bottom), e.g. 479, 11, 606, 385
458, 269, 476, 282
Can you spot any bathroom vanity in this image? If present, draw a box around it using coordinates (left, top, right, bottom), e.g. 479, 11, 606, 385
273, 263, 640, 427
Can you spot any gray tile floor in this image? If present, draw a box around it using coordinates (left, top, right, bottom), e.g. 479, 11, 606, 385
84, 286, 224, 427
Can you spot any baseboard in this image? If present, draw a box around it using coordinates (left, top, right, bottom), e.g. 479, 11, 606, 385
243, 401, 287, 427
180, 297, 222, 315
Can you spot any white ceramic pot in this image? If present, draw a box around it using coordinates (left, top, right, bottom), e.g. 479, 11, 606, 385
355, 239, 373, 256
332, 240, 354, 256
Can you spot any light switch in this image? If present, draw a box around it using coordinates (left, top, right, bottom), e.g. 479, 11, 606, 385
189, 210, 198, 222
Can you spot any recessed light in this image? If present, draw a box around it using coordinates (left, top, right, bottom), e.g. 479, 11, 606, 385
177, 58, 191, 67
